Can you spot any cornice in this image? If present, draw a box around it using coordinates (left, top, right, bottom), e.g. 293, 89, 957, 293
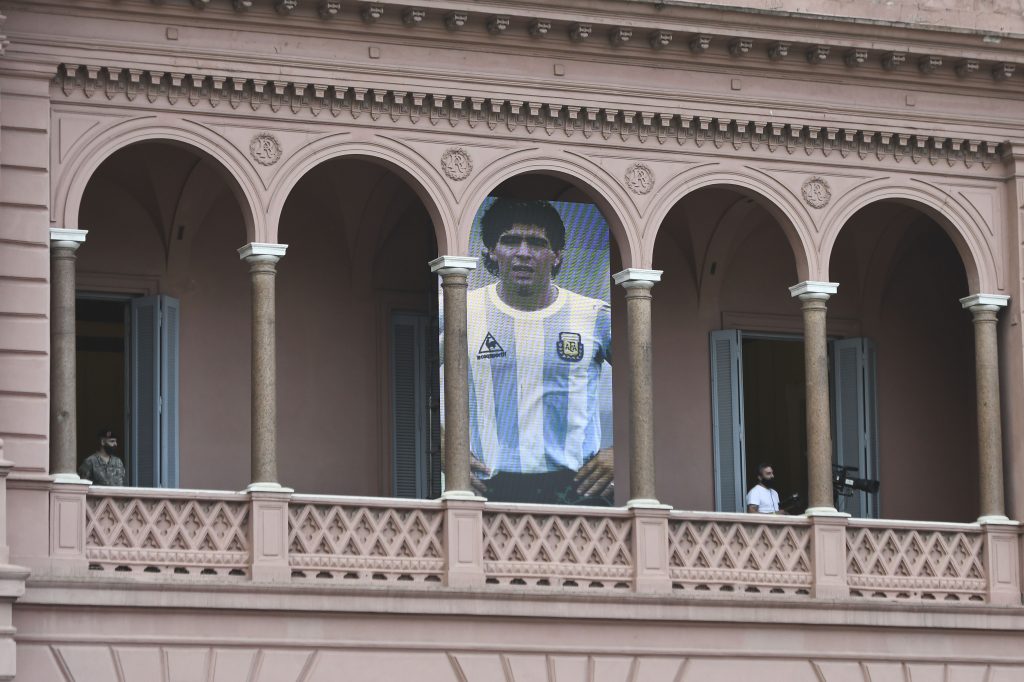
54, 64, 1007, 170
7, 1, 1022, 86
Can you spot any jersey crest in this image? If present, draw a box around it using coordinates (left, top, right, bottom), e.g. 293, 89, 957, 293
556, 331, 584, 361
477, 332, 506, 359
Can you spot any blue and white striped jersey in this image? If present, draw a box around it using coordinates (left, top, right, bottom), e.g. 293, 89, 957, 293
466, 283, 612, 476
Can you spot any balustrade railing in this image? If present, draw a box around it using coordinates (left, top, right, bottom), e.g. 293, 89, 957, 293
845, 520, 987, 602
668, 512, 812, 595
63, 487, 1022, 607
482, 504, 634, 589
85, 488, 250, 577
288, 495, 445, 583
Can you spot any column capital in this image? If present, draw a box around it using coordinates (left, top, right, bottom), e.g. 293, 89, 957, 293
429, 255, 477, 276
613, 268, 662, 289
789, 281, 838, 300
49, 228, 87, 250
960, 293, 1009, 310
238, 242, 288, 262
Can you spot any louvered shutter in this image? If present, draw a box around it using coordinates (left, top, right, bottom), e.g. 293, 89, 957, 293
831, 337, 879, 518
130, 296, 160, 487
391, 313, 427, 498
130, 295, 180, 488
160, 296, 180, 488
710, 329, 745, 512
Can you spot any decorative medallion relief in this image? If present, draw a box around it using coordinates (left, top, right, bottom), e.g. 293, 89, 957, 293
249, 133, 282, 166
801, 176, 831, 208
624, 163, 655, 195
441, 147, 473, 181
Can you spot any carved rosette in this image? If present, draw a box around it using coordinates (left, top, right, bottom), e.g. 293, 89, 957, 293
249, 133, 282, 166
440, 147, 473, 181
801, 176, 831, 209
624, 162, 655, 195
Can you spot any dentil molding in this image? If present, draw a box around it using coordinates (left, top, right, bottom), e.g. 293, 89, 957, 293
54, 65, 1004, 170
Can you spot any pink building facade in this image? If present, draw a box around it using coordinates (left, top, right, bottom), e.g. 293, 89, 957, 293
1, 0, 1024, 678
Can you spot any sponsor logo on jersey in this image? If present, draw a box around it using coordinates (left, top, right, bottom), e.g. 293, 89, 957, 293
477, 332, 506, 359
556, 332, 584, 361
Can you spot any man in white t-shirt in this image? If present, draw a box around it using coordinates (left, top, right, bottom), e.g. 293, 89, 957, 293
746, 463, 783, 514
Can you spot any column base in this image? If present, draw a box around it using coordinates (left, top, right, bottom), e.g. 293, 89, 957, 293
977, 514, 1018, 525
441, 490, 487, 502
626, 498, 672, 510
244, 482, 294, 494
804, 506, 849, 518
52, 473, 89, 485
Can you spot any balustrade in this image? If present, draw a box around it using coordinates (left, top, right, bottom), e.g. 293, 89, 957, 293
62, 488, 1022, 607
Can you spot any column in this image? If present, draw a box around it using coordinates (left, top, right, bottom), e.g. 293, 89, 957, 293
961, 294, 1011, 522
429, 256, 477, 497
613, 268, 663, 505
49, 228, 87, 480
238, 243, 288, 489
789, 281, 839, 514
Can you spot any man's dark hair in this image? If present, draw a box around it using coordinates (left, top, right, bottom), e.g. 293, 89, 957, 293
480, 198, 566, 251
756, 463, 772, 478
97, 428, 115, 439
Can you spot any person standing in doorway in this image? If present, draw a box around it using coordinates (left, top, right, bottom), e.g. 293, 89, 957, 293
78, 428, 126, 486
746, 463, 784, 514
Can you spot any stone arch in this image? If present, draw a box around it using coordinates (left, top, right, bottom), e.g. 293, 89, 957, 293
265, 137, 454, 255
822, 181, 993, 294
643, 167, 817, 282
457, 153, 639, 268
55, 119, 263, 242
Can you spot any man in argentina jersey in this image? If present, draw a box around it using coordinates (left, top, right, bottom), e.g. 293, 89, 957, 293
466, 198, 613, 505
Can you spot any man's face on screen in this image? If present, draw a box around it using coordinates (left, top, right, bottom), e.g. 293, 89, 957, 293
492, 224, 562, 297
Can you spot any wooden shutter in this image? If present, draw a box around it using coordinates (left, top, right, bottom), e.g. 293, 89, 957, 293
130, 297, 160, 487
710, 329, 745, 512
391, 313, 428, 498
129, 295, 180, 488
831, 337, 880, 518
160, 296, 180, 488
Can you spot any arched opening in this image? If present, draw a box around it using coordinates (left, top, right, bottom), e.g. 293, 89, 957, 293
276, 157, 439, 496
651, 186, 808, 512
460, 172, 626, 504
76, 141, 250, 489
829, 201, 976, 522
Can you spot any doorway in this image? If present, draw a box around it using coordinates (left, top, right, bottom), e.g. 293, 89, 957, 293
711, 329, 879, 516
75, 293, 180, 487
741, 336, 807, 513
75, 297, 128, 475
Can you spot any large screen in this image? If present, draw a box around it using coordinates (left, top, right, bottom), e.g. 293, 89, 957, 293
441, 197, 613, 505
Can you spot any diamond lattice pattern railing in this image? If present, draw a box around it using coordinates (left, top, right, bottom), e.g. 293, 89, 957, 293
482, 511, 633, 588
846, 525, 986, 601
287, 502, 445, 583
667, 518, 812, 595
85, 493, 250, 576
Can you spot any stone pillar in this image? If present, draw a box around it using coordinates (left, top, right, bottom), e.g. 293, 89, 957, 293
961, 294, 1011, 522
0, 441, 30, 682
631, 506, 672, 593
443, 497, 485, 587
809, 514, 849, 599
429, 256, 478, 498
613, 269, 663, 506
49, 228, 87, 480
248, 487, 293, 583
789, 281, 839, 515
238, 243, 288, 489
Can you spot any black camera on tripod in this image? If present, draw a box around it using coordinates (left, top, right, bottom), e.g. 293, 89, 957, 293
832, 464, 880, 498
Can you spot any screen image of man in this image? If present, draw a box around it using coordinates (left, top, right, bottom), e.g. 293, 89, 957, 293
460, 198, 613, 505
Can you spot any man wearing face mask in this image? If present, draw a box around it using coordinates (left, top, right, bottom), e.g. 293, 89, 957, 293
746, 463, 784, 514
78, 428, 126, 486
